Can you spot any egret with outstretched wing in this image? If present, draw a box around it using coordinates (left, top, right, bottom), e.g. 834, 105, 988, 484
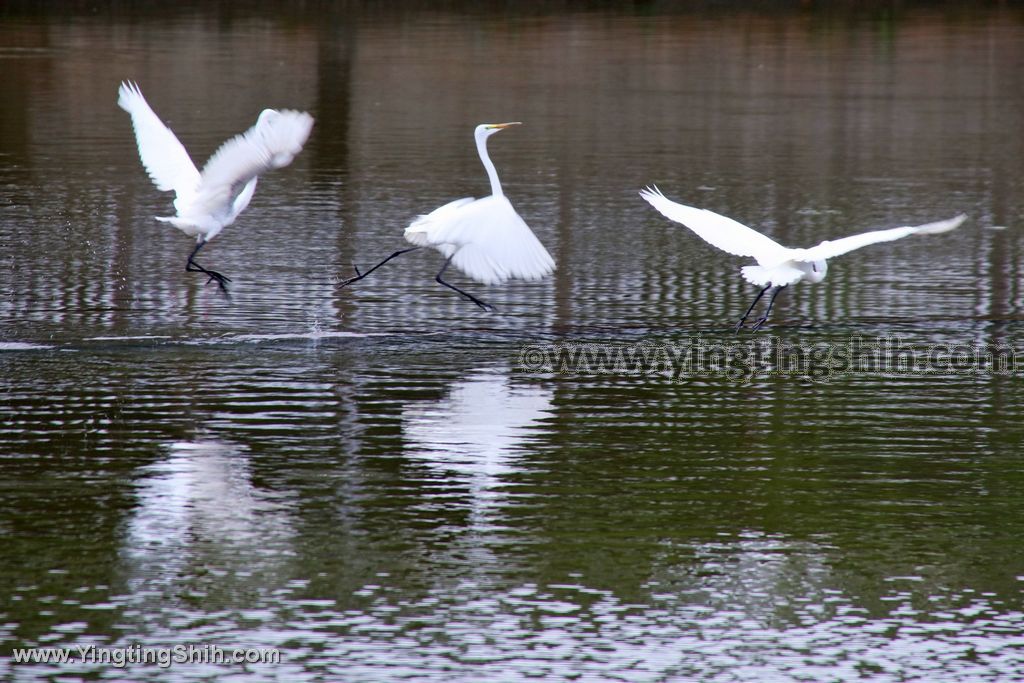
640, 185, 966, 331
118, 81, 313, 293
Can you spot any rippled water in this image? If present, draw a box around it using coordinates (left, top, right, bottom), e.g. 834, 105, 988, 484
3, 2, 1024, 681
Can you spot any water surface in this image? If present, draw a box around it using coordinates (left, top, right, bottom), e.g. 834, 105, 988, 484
2, 3, 1024, 680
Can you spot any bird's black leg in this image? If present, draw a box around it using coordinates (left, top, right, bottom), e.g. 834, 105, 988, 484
185, 239, 231, 294
338, 247, 421, 288
435, 256, 494, 311
735, 285, 771, 333
751, 285, 786, 332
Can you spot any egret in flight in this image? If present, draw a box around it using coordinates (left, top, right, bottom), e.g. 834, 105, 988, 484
640, 186, 966, 331
339, 122, 555, 310
118, 81, 314, 293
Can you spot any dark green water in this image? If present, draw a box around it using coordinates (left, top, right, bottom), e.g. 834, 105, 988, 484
2, 3, 1024, 680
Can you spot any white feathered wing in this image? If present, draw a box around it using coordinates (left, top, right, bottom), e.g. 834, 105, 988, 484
405, 195, 555, 285
117, 80, 201, 214
179, 108, 314, 238
639, 185, 790, 265
791, 214, 968, 262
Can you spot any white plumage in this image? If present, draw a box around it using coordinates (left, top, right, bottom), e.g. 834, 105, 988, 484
118, 80, 313, 291
403, 123, 555, 287
640, 185, 966, 329
405, 194, 554, 286
342, 122, 555, 310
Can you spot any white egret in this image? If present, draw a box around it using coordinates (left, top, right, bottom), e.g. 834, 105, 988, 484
118, 80, 314, 293
340, 122, 555, 310
640, 186, 966, 331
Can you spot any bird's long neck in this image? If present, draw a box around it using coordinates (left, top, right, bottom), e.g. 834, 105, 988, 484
476, 134, 503, 198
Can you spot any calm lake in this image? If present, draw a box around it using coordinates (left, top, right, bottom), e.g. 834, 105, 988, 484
2, 2, 1024, 680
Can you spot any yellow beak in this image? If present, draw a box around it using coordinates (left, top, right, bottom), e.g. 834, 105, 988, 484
486, 122, 522, 130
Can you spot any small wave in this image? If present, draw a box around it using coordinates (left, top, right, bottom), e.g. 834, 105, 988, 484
185, 331, 375, 346
85, 335, 175, 341
0, 341, 54, 351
